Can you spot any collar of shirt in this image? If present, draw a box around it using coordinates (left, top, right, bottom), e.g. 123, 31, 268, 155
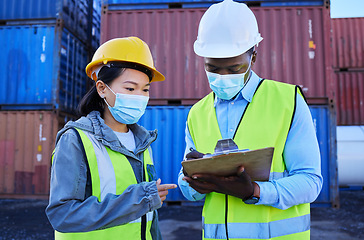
214, 71, 262, 107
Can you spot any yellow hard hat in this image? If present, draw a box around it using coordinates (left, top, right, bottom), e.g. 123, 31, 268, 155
85, 37, 165, 82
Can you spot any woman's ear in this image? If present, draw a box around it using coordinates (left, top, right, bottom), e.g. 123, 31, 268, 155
96, 80, 106, 98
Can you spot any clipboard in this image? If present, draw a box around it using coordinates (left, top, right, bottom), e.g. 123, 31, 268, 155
182, 147, 274, 181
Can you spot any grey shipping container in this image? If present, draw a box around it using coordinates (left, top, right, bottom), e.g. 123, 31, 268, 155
0, 24, 89, 114
101, 6, 334, 105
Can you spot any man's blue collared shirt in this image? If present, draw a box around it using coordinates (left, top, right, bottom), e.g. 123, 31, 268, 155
178, 71, 323, 210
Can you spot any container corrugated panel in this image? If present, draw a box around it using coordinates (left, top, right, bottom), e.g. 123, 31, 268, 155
138, 105, 338, 207
309, 105, 338, 208
103, 0, 325, 10
0, 25, 88, 114
332, 18, 364, 70
92, 0, 102, 50
0, 111, 62, 198
0, 0, 91, 43
138, 106, 191, 201
335, 71, 364, 125
101, 6, 334, 104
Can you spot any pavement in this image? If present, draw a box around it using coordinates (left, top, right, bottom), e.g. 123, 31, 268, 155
0, 190, 363, 240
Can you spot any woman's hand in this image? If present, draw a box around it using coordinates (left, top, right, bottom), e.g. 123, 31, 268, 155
156, 179, 177, 205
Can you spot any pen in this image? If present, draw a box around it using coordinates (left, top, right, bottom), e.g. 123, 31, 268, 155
183, 147, 195, 161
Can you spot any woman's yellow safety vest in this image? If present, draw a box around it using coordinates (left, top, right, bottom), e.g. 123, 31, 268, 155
54, 128, 155, 240
187, 80, 310, 240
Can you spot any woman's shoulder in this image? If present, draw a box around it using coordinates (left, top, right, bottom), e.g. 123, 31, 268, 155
55, 114, 95, 143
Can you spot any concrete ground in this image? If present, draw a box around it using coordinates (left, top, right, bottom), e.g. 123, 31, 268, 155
0, 190, 363, 240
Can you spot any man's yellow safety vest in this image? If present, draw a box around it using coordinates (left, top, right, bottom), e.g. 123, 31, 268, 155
187, 80, 310, 240
54, 128, 155, 240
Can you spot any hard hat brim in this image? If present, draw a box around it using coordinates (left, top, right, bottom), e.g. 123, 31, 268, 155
86, 58, 165, 82
193, 36, 263, 58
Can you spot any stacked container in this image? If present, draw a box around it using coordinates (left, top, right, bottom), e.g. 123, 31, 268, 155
332, 18, 364, 126
332, 17, 364, 188
0, 0, 102, 199
101, 0, 338, 207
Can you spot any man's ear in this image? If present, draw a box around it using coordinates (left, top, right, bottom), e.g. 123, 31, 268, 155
251, 51, 257, 67
252, 51, 257, 64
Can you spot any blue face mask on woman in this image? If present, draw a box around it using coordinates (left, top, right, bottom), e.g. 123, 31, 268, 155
104, 84, 149, 124
205, 57, 252, 100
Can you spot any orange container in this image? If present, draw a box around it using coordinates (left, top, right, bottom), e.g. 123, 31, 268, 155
0, 111, 71, 199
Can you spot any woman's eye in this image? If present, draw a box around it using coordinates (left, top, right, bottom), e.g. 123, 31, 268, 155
143, 89, 150, 92
126, 88, 134, 92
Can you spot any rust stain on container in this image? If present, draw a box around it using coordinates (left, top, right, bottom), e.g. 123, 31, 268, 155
0, 111, 63, 198
332, 18, 364, 69
101, 6, 334, 102
335, 71, 364, 125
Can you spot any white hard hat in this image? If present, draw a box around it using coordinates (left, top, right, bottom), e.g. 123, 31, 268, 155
194, 0, 263, 58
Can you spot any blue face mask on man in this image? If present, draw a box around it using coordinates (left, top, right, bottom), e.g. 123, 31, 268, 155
205, 57, 252, 100
104, 84, 149, 124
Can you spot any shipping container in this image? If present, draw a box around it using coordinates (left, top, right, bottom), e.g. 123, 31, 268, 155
92, 0, 102, 50
1, 0, 87, 43
0, 0, 101, 49
332, 18, 364, 70
103, 0, 326, 10
0, 105, 338, 206
334, 71, 364, 126
0, 111, 72, 198
138, 105, 338, 207
309, 105, 338, 208
101, 6, 334, 105
0, 24, 89, 114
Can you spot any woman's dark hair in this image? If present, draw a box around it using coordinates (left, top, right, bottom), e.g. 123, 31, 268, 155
77, 61, 153, 117
77, 65, 125, 117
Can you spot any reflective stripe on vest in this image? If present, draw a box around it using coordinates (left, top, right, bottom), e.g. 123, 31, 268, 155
203, 214, 310, 239
54, 128, 154, 240
187, 80, 310, 240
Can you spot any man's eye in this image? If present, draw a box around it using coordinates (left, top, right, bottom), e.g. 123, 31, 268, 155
229, 66, 244, 73
206, 67, 218, 72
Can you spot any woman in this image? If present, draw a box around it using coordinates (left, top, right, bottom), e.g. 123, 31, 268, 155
46, 37, 176, 240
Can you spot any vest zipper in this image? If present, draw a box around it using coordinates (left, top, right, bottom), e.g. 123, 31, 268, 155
141, 214, 147, 240
225, 194, 229, 240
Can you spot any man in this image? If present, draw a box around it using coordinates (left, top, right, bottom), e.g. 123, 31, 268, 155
178, 0, 323, 239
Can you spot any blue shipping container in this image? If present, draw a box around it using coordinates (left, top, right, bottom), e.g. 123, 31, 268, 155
139, 105, 338, 207
0, 25, 88, 114
309, 105, 338, 208
139, 106, 191, 201
0, 0, 101, 47
92, 0, 102, 50
103, 0, 325, 10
